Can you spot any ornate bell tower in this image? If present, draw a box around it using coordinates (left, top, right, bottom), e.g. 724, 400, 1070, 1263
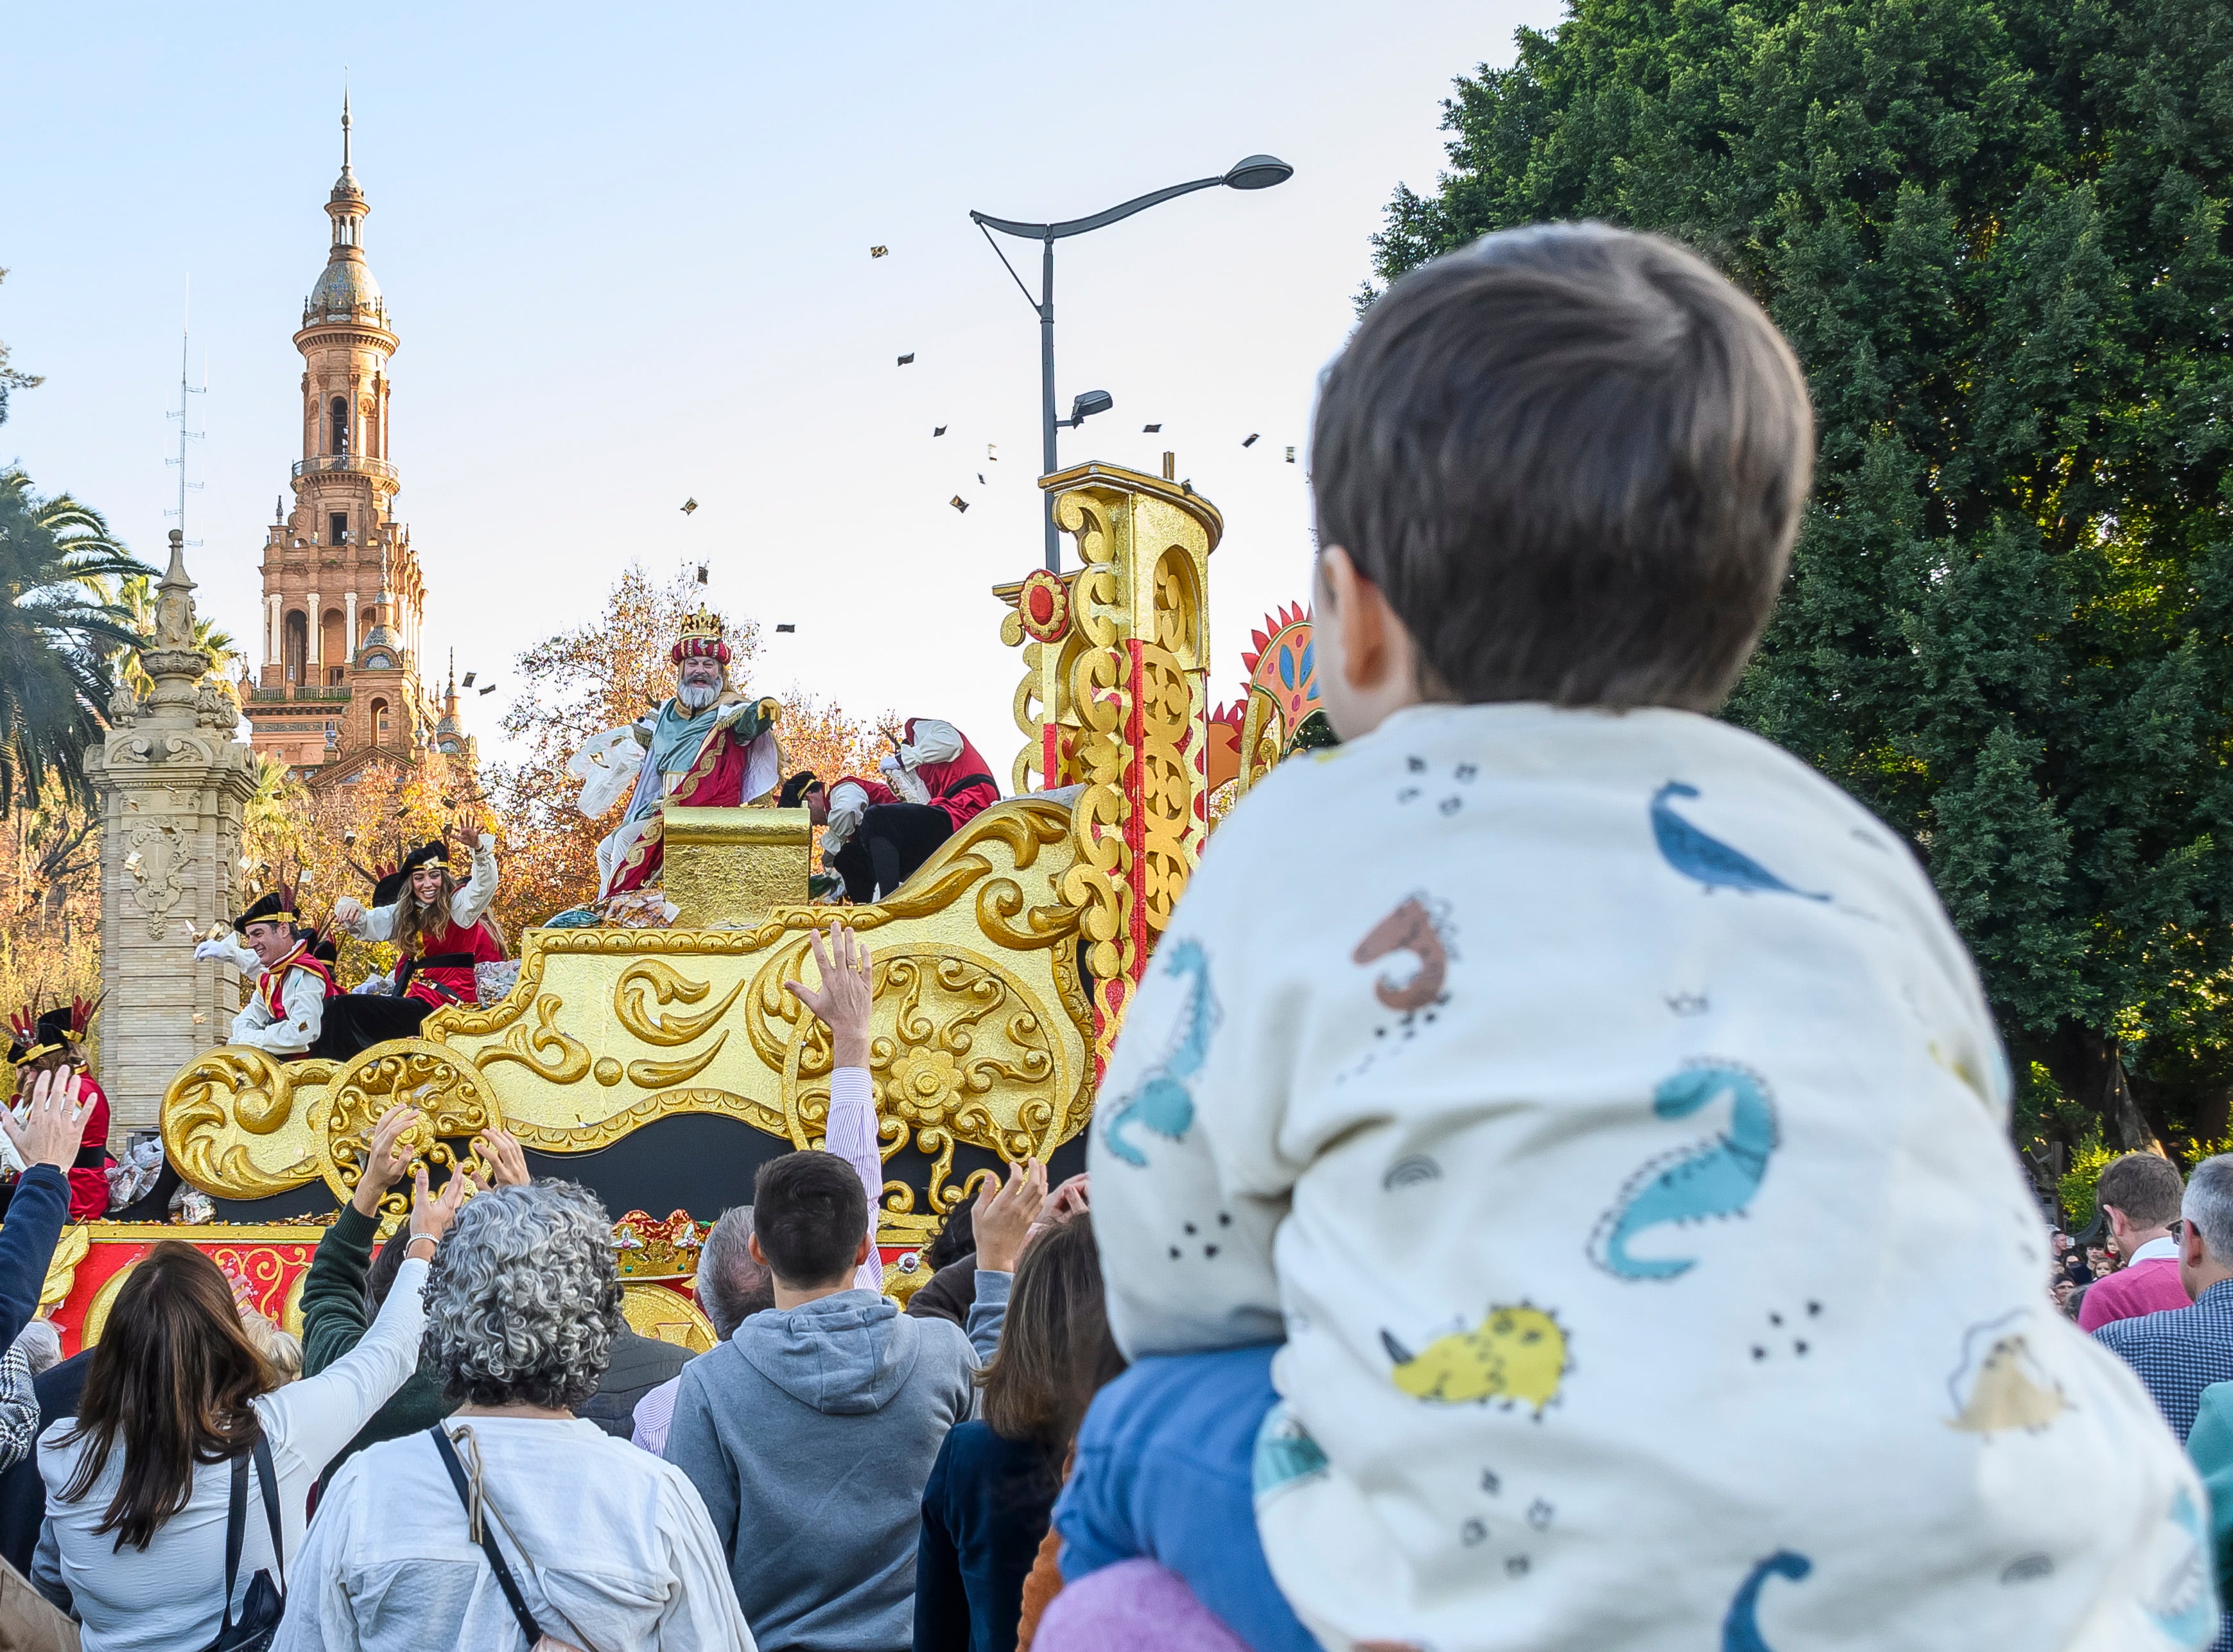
241, 96, 471, 782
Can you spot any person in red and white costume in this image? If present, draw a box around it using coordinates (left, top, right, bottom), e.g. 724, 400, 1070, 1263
3, 998, 114, 1221
794, 719, 1002, 902
317, 835, 502, 1057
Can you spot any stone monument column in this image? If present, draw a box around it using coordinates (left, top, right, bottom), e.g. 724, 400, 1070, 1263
83, 530, 261, 1138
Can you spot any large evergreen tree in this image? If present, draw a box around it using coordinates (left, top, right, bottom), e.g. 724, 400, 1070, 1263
1372, 0, 2233, 1171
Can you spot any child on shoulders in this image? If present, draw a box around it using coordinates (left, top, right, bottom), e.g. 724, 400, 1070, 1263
1057, 223, 2209, 1652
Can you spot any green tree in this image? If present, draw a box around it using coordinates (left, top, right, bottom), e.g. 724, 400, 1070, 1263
0, 268, 39, 427
1372, 0, 2233, 1170
0, 470, 146, 814
107, 570, 238, 698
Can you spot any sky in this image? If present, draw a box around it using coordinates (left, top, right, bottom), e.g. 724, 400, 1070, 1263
2, 1, 1560, 774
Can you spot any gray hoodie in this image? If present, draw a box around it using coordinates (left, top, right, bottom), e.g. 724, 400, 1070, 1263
663, 1276, 1009, 1652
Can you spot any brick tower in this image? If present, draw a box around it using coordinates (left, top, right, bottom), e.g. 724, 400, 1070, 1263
241, 96, 474, 783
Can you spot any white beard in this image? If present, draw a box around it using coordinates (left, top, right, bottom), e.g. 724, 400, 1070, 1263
676, 679, 720, 712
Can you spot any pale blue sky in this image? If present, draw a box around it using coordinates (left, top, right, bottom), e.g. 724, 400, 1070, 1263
3, 1, 1558, 768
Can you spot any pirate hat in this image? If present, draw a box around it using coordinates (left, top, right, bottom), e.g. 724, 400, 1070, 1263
233, 890, 299, 934
778, 770, 821, 809
7, 993, 101, 1067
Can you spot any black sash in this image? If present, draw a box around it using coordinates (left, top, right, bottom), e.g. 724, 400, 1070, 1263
937, 772, 997, 801
395, 952, 478, 1000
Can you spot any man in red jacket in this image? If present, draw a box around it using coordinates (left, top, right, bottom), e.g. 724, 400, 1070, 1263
2078, 1151, 2194, 1331
795, 719, 1002, 903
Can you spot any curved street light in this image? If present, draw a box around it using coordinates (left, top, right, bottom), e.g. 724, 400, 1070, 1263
971, 155, 1294, 571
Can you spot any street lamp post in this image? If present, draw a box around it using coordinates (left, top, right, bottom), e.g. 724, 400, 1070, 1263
971, 153, 1294, 573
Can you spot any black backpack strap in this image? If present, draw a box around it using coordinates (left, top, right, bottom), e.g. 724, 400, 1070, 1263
251, 1435, 285, 1594
218, 1450, 248, 1634
429, 1425, 544, 1646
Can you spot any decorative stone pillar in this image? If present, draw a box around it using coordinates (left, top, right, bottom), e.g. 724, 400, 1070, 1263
83, 530, 261, 1138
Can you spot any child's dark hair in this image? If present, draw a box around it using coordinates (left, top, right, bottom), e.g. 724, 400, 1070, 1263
753, 1150, 869, 1287
1312, 222, 1814, 711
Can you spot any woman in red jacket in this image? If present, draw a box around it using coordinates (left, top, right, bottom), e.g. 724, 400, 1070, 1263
318, 835, 503, 1058
4, 998, 114, 1222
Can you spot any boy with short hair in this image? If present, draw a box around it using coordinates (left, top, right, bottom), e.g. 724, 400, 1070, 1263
1062, 223, 2210, 1651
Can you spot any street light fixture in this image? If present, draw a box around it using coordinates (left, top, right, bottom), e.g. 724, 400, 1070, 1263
971, 153, 1294, 571
1063, 390, 1114, 428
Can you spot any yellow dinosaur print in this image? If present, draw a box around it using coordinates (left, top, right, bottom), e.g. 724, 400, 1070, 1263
1382, 1304, 1570, 1415
1947, 1330, 2066, 1436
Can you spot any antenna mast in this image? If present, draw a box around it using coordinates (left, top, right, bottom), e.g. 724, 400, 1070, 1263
164, 279, 206, 546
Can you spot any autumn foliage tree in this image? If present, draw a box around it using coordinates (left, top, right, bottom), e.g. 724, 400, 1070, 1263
238, 752, 481, 987
488, 563, 887, 932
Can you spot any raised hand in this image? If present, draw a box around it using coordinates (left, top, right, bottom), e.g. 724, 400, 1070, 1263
1028, 1171, 1090, 1244
351, 1105, 417, 1217
475, 1126, 530, 1188
971, 1156, 1050, 1273
406, 1163, 477, 1250
1, 1068, 87, 1174
331, 896, 366, 926
784, 923, 874, 1069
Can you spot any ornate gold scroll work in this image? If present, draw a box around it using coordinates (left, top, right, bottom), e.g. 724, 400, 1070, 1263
162, 1048, 327, 1199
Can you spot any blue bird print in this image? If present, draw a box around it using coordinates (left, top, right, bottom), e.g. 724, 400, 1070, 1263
1723, 1551, 1811, 1652
1102, 940, 1219, 1168
1652, 782, 1829, 901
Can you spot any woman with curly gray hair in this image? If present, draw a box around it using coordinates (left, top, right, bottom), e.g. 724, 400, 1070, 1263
276, 1182, 753, 1651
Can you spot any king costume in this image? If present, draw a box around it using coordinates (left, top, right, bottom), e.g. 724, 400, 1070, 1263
575, 607, 782, 900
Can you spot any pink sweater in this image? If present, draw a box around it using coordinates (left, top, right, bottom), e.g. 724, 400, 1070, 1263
2079, 1254, 2193, 1331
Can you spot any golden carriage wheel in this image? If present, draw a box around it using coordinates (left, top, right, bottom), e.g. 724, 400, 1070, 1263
314, 1038, 505, 1217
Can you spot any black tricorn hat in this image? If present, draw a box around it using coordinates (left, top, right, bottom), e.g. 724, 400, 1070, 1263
233, 891, 298, 934
778, 770, 821, 809
374, 840, 450, 907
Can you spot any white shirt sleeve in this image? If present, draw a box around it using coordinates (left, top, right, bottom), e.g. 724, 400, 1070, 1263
654, 1470, 759, 1651
899, 719, 964, 768
256, 1254, 430, 1481
826, 1068, 886, 1292
228, 969, 323, 1057
348, 900, 399, 943
448, 835, 499, 930
821, 781, 869, 858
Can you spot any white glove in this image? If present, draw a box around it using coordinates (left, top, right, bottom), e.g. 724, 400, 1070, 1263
194, 939, 229, 962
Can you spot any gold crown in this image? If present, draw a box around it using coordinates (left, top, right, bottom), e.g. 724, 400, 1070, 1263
677, 605, 726, 643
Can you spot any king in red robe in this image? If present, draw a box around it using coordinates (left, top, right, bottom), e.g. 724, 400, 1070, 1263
577, 605, 783, 900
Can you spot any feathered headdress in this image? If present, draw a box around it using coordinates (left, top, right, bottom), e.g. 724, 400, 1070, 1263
7, 991, 102, 1067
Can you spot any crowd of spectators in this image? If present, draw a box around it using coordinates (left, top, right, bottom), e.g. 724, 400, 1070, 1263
0, 933, 1128, 1652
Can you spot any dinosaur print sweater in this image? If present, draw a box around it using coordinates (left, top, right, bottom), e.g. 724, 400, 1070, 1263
1088, 701, 2211, 1652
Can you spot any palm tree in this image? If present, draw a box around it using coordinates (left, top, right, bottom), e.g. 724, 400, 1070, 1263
109, 571, 239, 698
0, 469, 150, 813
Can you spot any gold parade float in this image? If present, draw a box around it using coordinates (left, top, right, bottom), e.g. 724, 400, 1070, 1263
24, 464, 1325, 1352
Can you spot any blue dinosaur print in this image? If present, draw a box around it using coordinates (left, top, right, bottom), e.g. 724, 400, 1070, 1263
1723, 1551, 1811, 1652
1102, 939, 1218, 1168
1652, 782, 1830, 901
1592, 1064, 1780, 1281
2146, 1488, 2217, 1648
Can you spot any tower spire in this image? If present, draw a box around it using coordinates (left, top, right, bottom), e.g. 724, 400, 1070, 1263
341, 77, 352, 177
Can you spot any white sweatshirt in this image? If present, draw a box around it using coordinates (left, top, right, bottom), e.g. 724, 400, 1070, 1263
1088, 702, 2211, 1652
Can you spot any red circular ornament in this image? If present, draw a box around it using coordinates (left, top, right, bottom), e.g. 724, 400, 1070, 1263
1017, 569, 1072, 643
